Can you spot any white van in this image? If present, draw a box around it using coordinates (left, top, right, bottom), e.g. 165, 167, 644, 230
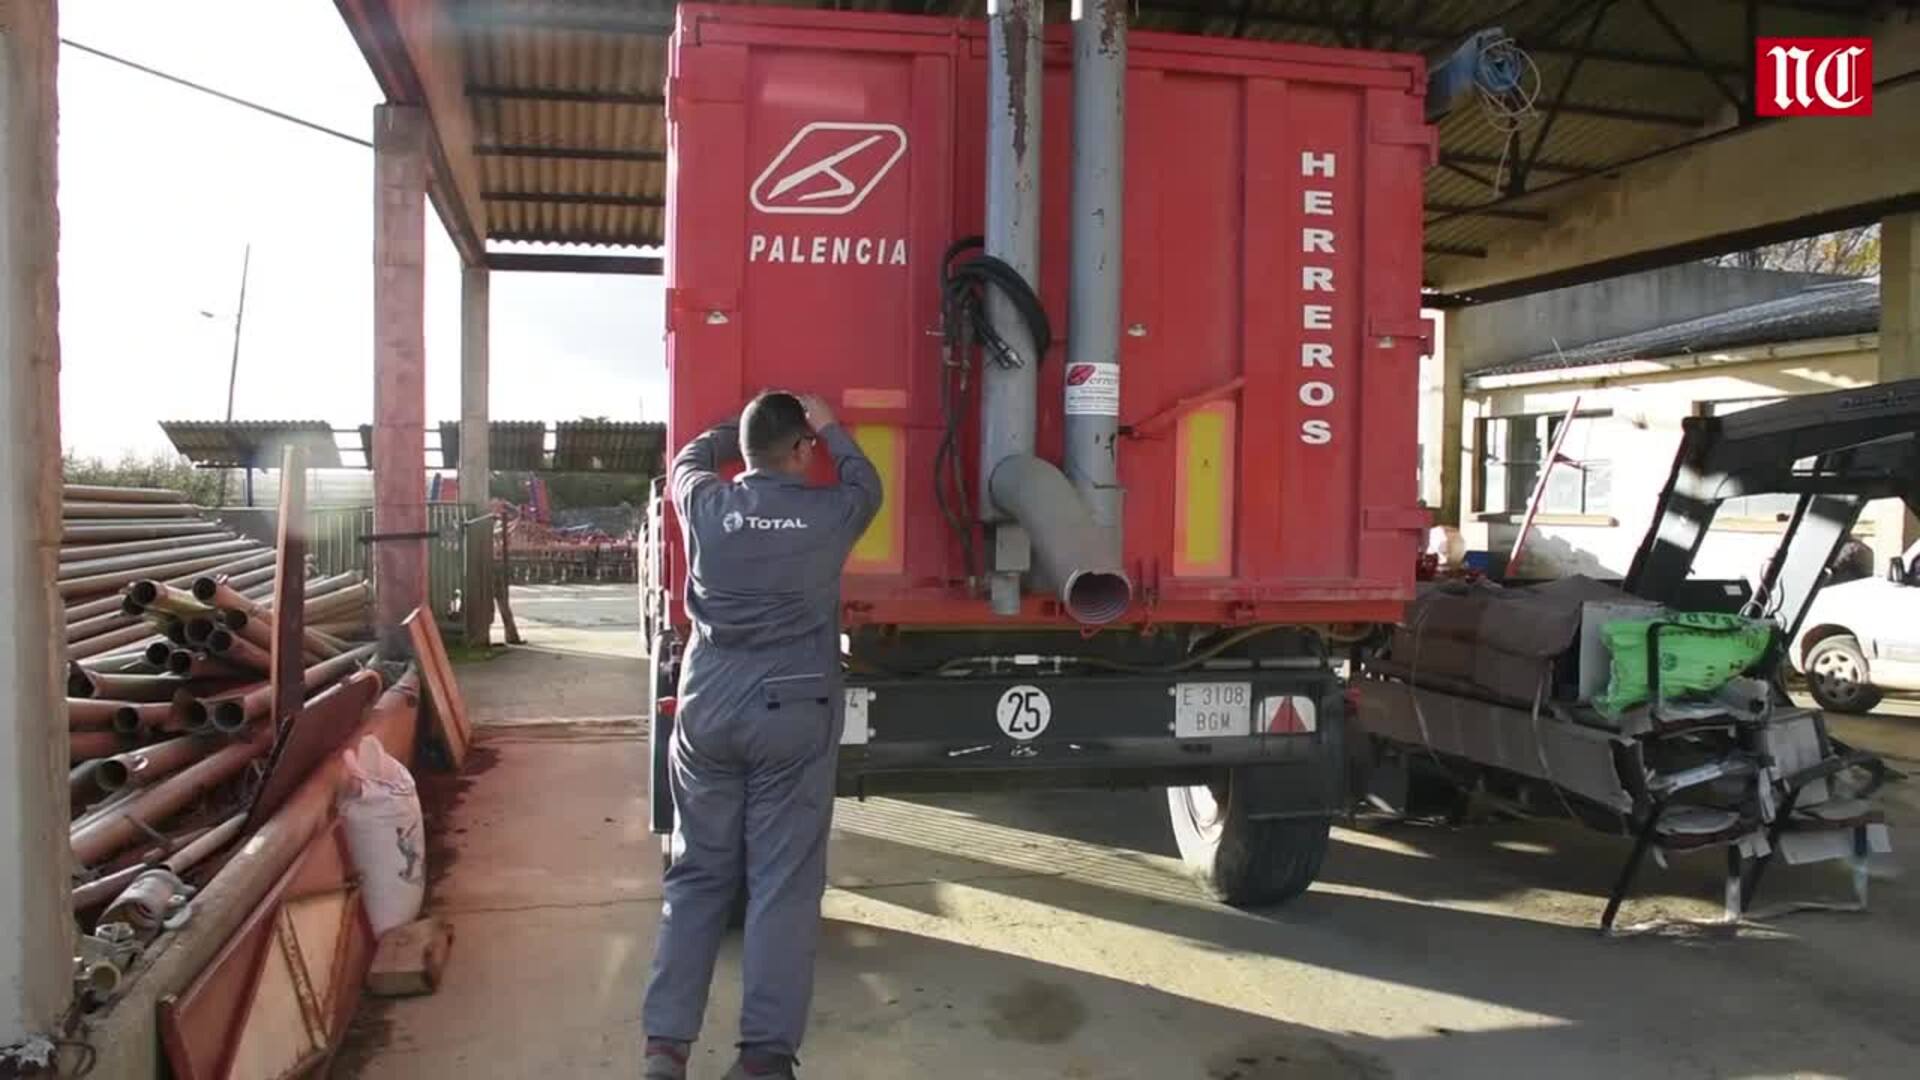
1792, 539, 1920, 713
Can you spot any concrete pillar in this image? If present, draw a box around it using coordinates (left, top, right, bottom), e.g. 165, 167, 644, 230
459, 264, 492, 645
1438, 309, 1468, 529
1881, 211, 1920, 550
0, 0, 76, 1042
373, 105, 429, 641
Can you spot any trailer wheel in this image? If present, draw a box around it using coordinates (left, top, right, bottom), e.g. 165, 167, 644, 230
1168, 772, 1330, 907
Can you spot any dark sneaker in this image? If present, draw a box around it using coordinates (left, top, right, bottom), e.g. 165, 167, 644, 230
722, 1052, 797, 1079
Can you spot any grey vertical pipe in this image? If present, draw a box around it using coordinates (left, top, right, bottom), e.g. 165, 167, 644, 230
980, 0, 1044, 520
981, 0, 1045, 613
1067, 0, 1126, 547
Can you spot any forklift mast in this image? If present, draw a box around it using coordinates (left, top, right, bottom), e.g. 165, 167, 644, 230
1625, 379, 1920, 645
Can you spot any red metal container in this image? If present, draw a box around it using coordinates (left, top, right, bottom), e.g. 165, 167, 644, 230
663, 5, 1432, 630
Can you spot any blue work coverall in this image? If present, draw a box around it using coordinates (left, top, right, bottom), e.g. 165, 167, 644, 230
643, 420, 882, 1057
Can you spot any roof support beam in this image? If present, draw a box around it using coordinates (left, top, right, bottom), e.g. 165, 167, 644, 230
1426, 202, 1549, 222
1551, 101, 1703, 127
476, 143, 665, 163
1442, 151, 1588, 177
452, 1, 673, 35
1639, 0, 1747, 115
483, 191, 665, 208
1512, 0, 1614, 195
1143, 1, 1748, 75
336, 0, 488, 266
485, 252, 663, 275
466, 84, 664, 106
1429, 74, 1920, 300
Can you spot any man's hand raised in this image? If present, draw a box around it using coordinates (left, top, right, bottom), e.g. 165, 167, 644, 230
796, 393, 838, 432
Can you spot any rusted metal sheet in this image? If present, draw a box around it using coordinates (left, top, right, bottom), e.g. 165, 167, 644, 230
244, 670, 386, 834
160, 821, 374, 1080
271, 446, 310, 742
405, 607, 471, 769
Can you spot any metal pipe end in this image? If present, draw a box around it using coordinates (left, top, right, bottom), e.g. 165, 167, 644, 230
128, 580, 161, 607
110, 707, 144, 738
211, 701, 248, 735
68, 663, 97, 699
183, 699, 213, 734
144, 642, 174, 667
217, 609, 247, 631
1061, 569, 1132, 625
185, 617, 218, 646
206, 628, 233, 653
120, 596, 144, 617
190, 576, 220, 604
80, 960, 122, 998
162, 618, 188, 646
166, 650, 195, 677
94, 759, 132, 793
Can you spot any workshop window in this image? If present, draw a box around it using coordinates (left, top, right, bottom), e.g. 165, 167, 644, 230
1703, 397, 1800, 524
1476, 410, 1613, 516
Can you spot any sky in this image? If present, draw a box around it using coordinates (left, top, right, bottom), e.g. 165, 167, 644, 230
56, 0, 667, 460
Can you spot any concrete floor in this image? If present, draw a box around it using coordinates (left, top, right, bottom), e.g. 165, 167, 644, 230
337, 586, 1920, 1080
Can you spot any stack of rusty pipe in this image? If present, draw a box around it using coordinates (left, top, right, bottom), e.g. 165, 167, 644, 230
60, 484, 386, 935
59, 484, 285, 661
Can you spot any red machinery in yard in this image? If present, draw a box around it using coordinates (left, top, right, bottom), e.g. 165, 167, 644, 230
642, 3, 1433, 904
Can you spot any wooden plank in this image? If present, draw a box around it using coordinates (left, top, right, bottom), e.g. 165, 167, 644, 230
404, 608, 471, 770
366, 916, 454, 997
269, 445, 308, 738
495, 514, 522, 644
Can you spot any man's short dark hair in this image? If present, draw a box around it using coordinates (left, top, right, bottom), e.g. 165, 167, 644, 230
741, 391, 810, 461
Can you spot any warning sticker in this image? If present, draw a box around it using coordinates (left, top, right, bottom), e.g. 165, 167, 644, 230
1064, 362, 1120, 416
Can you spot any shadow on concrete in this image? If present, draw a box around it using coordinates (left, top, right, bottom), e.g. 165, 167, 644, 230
828, 803, 1918, 1077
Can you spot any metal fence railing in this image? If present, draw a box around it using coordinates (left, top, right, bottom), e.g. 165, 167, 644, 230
307, 503, 476, 625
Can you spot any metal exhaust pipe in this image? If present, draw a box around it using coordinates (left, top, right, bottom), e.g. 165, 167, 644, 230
989, 456, 1132, 624
974, 0, 1131, 624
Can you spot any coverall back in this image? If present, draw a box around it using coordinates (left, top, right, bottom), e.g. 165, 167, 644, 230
643, 420, 881, 1058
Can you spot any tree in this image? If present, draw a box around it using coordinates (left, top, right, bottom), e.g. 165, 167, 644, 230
62, 450, 222, 506
1709, 225, 1880, 276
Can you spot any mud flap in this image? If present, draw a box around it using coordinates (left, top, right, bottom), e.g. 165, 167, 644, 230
1241, 687, 1348, 822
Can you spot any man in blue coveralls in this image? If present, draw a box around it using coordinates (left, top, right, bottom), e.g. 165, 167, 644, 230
645, 391, 882, 1080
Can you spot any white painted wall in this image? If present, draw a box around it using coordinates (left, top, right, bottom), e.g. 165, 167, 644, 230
1469, 344, 1897, 584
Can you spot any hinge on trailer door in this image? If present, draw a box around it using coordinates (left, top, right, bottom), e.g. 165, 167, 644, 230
1364, 506, 1432, 533
1369, 120, 1439, 167
1366, 315, 1434, 353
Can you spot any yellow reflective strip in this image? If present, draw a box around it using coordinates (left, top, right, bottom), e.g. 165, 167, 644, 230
1185, 408, 1226, 569
849, 424, 896, 566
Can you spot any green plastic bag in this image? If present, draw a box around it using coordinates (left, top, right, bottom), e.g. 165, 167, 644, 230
1595, 611, 1774, 716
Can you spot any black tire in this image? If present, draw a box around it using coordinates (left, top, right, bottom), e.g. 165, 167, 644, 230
1806, 634, 1882, 714
647, 637, 678, 835
1167, 771, 1331, 907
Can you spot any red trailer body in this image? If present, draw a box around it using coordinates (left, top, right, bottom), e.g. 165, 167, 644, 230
662, 4, 1432, 633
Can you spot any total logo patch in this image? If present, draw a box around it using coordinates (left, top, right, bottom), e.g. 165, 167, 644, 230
722, 510, 810, 534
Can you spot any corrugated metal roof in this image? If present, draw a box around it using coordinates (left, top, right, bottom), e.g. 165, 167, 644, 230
553, 420, 668, 471
160, 421, 346, 469
415, 0, 1882, 269
491, 420, 554, 470
1475, 277, 1881, 378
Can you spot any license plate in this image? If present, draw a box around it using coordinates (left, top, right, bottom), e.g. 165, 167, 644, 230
1174, 682, 1252, 738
